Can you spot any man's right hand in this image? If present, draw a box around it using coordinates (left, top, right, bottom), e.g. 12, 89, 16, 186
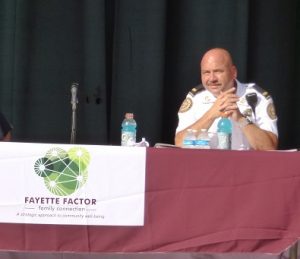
210, 87, 239, 118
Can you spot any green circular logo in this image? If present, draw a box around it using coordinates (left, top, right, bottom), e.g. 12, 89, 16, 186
34, 147, 91, 196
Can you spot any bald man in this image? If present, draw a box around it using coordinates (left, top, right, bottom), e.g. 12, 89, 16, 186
175, 48, 278, 150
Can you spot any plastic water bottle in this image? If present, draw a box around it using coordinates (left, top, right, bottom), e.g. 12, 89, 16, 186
121, 113, 137, 146
183, 129, 196, 148
195, 129, 210, 149
217, 117, 232, 149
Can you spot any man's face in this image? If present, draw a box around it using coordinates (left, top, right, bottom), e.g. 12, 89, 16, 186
200, 54, 237, 97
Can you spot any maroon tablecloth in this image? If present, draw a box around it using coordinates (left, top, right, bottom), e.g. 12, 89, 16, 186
0, 148, 300, 256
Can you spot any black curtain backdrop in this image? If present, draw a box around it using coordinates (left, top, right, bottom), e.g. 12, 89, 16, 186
0, 0, 298, 149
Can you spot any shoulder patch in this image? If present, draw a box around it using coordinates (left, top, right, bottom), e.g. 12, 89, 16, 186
267, 103, 277, 120
252, 84, 271, 100
189, 84, 205, 97
179, 97, 193, 113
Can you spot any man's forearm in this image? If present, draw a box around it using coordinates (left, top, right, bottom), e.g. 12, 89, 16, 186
241, 124, 278, 150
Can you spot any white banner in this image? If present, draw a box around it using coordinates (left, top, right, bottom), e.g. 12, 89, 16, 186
0, 142, 146, 226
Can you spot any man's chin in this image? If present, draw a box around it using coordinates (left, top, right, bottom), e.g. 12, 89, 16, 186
208, 88, 221, 96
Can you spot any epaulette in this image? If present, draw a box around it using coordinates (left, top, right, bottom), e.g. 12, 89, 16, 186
252, 84, 271, 100
189, 84, 205, 97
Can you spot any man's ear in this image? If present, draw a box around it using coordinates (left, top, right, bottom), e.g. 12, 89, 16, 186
232, 65, 238, 79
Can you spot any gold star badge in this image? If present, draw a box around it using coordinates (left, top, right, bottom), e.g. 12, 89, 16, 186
243, 108, 253, 117
204, 95, 212, 103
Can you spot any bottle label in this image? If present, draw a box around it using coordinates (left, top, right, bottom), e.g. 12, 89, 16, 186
217, 133, 231, 149
121, 131, 136, 146
194, 139, 210, 149
183, 139, 194, 148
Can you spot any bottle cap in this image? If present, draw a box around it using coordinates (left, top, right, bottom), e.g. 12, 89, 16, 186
125, 113, 134, 119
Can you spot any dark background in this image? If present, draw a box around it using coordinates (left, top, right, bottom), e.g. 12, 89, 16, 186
0, 0, 298, 148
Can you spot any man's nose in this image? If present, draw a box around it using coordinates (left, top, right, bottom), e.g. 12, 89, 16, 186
209, 72, 217, 81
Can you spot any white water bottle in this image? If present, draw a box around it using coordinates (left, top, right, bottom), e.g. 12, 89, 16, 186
195, 129, 210, 149
183, 129, 196, 148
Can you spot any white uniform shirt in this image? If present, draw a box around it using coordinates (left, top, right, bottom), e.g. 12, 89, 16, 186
176, 80, 278, 150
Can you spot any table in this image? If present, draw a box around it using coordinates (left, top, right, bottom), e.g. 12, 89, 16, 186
1, 147, 300, 258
